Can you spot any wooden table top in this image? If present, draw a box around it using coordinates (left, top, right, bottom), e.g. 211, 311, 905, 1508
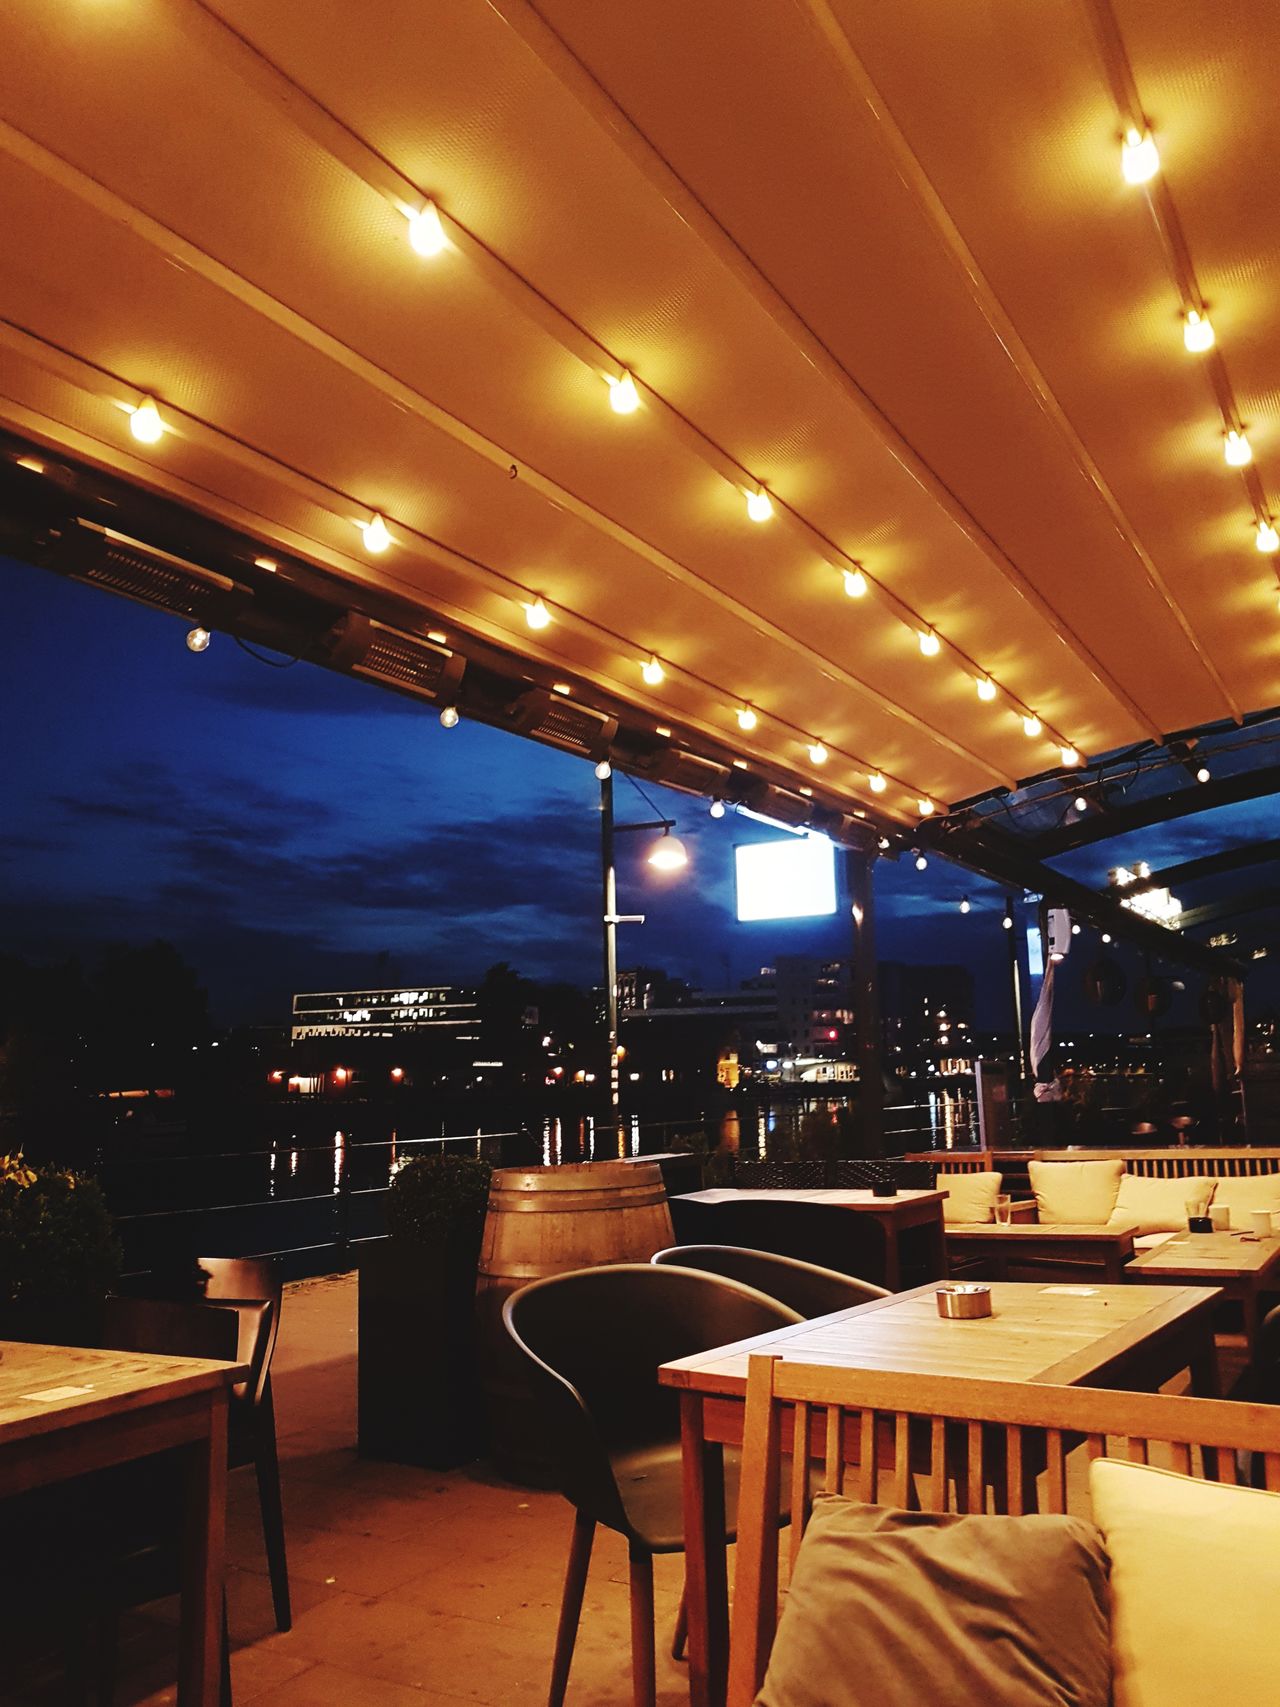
945, 1222, 1135, 1244
658, 1280, 1216, 1396
681, 1188, 946, 1212
1127, 1232, 1280, 1278
0, 1342, 248, 1446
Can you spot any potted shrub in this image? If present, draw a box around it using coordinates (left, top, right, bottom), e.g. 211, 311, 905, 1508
0, 1152, 121, 1344
358, 1152, 491, 1468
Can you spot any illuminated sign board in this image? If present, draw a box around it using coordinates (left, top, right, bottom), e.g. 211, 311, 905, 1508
734, 835, 837, 923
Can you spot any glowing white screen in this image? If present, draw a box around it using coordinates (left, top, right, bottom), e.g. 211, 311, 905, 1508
734, 835, 837, 922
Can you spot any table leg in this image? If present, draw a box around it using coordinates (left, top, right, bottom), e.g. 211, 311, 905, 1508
679, 1392, 728, 1707
925, 1216, 947, 1284
883, 1234, 901, 1292
1186, 1319, 1220, 1399
178, 1391, 228, 1707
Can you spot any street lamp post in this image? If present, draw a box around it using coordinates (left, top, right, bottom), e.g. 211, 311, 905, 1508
599, 770, 684, 1113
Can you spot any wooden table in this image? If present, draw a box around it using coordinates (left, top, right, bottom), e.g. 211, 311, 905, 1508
680, 1188, 947, 1289
1128, 1231, 1280, 1353
660, 1280, 1219, 1707
946, 1222, 1136, 1284
0, 1341, 247, 1706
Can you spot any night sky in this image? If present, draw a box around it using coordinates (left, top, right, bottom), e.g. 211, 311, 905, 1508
3, 555, 1276, 1031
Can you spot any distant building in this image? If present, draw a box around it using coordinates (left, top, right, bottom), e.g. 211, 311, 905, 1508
290, 986, 478, 1041
880, 963, 976, 1072
286, 985, 480, 1094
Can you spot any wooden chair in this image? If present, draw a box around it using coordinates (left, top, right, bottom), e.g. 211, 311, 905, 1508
727, 1355, 1280, 1707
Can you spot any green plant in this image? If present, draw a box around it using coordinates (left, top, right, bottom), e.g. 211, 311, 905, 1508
386, 1153, 492, 1246
0, 1152, 120, 1310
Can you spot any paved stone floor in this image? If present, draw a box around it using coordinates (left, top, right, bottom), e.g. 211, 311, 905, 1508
38, 1273, 687, 1707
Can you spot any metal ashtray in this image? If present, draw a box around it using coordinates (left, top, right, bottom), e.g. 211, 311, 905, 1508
936, 1283, 993, 1319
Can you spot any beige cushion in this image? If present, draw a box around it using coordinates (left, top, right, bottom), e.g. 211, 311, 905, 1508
1109, 1172, 1213, 1235
1029, 1159, 1124, 1225
1090, 1458, 1280, 1707
1206, 1174, 1280, 1220
756, 1495, 1111, 1707
940, 1170, 1003, 1225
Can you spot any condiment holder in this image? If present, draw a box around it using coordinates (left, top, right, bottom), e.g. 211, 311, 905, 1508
936, 1283, 992, 1320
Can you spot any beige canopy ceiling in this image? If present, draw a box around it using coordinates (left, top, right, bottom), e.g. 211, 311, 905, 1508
0, 0, 1275, 829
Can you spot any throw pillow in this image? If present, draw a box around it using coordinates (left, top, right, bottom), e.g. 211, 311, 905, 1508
755, 1496, 1111, 1707
1205, 1174, 1280, 1222
1090, 1458, 1280, 1707
940, 1171, 1003, 1225
1109, 1173, 1212, 1234
1028, 1159, 1123, 1225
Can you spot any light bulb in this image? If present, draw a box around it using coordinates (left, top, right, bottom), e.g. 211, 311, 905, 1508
1256, 520, 1280, 554
746, 486, 773, 523
1225, 429, 1253, 467
1121, 127, 1159, 185
648, 831, 688, 871
407, 201, 448, 257
1071, 923, 1081, 935
918, 798, 935, 817
641, 656, 664, 686
1101, 932, 1112, 944
914, 853, 928, 872
129, 398, 165, 444
1023, 714, 1042, 738
1061, 745, 1080, 767
918, 630, 941, 657
1002, 914, 1013, 931
524, 597, 551, 630
709, 799, 726, 819
607, 371, 640, 414
362, 513, 392, 554
1074, 795, 1088, 813
1183, 310, 1215, 354
868, 772, 887, 794
1196, 766, 1211, 783
959, 898, 971, 915
877, 837, 890, 850
737, 706, 758, 731
185, 626, 210, 653
843, 568, 867, 598
439, 705, 459, 729
808, 741, 828, 766
594, 760, 612, 780
976, 677, 997, 702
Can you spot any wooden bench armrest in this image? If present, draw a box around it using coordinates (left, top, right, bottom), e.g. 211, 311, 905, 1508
1010, 1200, 1039, 1223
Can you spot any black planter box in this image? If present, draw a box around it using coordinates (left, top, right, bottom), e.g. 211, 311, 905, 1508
357, 1237, 484, 1470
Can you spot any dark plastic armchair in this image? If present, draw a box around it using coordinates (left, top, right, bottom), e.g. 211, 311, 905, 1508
651, 1243, 889, 1317
503, 1262, 801, 1707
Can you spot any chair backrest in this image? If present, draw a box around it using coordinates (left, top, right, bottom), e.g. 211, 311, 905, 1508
669, 1196, 890, 1289
502, 1263, 801, 1538
197, 1255, 282, 1407
733, 1158, 828, 1190
101, 1295, 242, 1364
651, 1244, 888, 1317
727, 1354, 1280, 1706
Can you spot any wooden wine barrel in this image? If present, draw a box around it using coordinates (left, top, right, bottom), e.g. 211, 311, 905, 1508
476, 1160, 674, 1486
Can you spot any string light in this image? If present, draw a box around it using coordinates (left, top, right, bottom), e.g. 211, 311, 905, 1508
129, 398, 165, 444
842, 568, 867, 598
1074, 795, 1089, 813
641, 656, 665, 686
439, 705, 460, 729
709, 799, 726, 819
185, 627, 210, 653
736, 706, 758, 731
407, 201, 448, 257
594, 760, 612, 780
607, 371, 640, 415
1022, 714, 1042, 738
1225, 429, 1253, 467
918, 630, 941, 657
1101, 932, 1113, 944
1183, 309, 1215, 354
976, 677, 997, 701
807, 741, 828, 766
1061, 745, 1080, 767
877, 837, 891, 850
1256, 520, 1279, 554
1002, 914, 1013, 930
1196, 766, 1211, 783
914, 852, 928, 871
524, 597, 551, 630
868, 772, 887, 794
361, 513, 392, 554
959, 897, 971, 914
1121, 126, 1159, 185
745, 486, 773, 523
918, 798, 936, 817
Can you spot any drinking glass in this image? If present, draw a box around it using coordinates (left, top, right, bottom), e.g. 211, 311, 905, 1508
994, 1194, 1013, 1226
